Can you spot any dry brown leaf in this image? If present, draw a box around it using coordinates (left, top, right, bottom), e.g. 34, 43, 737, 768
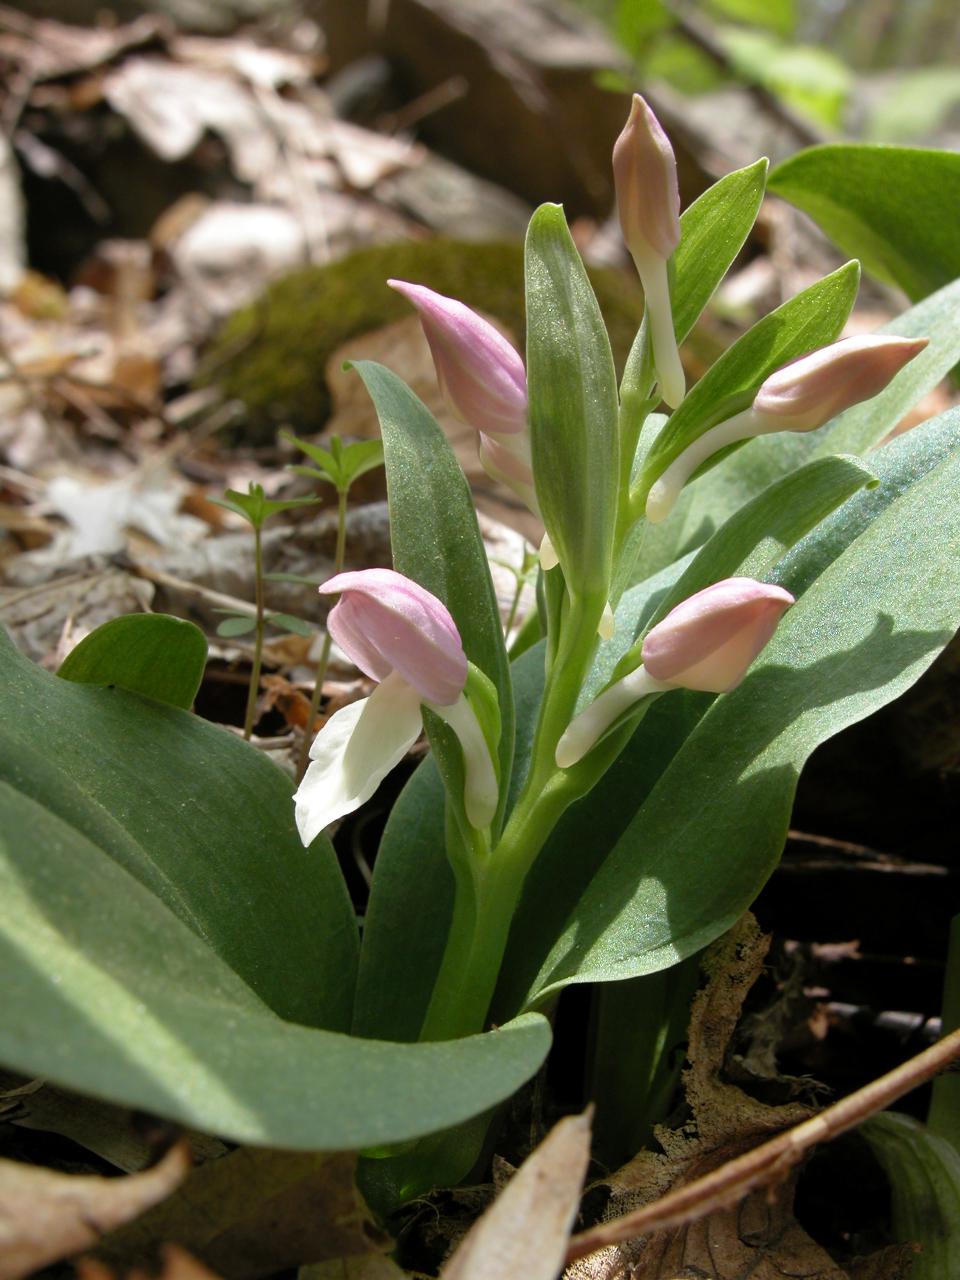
441, 1110, 592, 1280
98, 1149, 388, 1280
0, 1140, 190, 1280
567, 917, 852, 1280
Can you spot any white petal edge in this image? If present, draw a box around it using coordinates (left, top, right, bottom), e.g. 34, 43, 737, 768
294, 671, 423, 846
555, 666, 668, 769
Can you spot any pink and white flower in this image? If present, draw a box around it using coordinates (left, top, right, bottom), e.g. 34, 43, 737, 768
646, 334, 928, 523
556, 578, 794, 767
294, 569, 497, 844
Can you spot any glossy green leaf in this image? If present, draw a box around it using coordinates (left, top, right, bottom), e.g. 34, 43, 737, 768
0, 781, 549, 1148
672, 158, 769, 344
525, 203, 619, 597
769, 145, 960, 300
636, 261, 860, 504
57, 614, 207, 711
0, 635, 551, 1149
1, 627, 356, 1030
630, 275, 960, 584
862, 1113, 960, 1280
352, 760, 451, 1040
522, 409, 960, 1007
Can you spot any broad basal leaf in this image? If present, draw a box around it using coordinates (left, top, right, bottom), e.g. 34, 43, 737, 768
0, 781, 550, 1149
770, 144, 960, 300
0, 634, 551, 1149
1, 628, 355, 1030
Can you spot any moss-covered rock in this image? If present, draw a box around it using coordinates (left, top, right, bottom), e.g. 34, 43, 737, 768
200, 239, 645, 437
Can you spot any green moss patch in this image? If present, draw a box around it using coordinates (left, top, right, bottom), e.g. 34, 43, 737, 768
199, 239, 645, 437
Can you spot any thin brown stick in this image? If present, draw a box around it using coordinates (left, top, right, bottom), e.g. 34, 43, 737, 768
566, 1026, 960, 1264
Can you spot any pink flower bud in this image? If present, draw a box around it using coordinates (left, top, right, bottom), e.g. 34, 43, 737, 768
753, 335, 929, 432
642, 578, 794, 693
612, 94, 685, 409
612, 93, 681, 263
388, 279, 528, 437
320, 568, 467, 706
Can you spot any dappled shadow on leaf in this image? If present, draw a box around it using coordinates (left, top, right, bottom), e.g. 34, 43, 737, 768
523, 613, 952, 1006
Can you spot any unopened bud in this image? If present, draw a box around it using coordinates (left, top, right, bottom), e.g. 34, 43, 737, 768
641, 577, 794, 693
613, 94, 681, 263
388, 279, 528, 437
556, 577, 792, 769
646, 334, 928, 523
613, 94, 685, 409
752, 334, 929, 431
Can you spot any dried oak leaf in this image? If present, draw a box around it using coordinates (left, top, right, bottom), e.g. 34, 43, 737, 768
0, 1140, 190, 1280
567, 916, 858, 1280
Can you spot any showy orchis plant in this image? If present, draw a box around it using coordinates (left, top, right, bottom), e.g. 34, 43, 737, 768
6, 94, 960, 1211
296, 92, 929, 1059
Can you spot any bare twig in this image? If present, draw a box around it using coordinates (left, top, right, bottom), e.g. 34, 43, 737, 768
566, 1026, 960, 1264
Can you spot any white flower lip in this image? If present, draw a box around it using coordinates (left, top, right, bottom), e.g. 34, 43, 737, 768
294, 568, 498, 844
294, 673, 423, 847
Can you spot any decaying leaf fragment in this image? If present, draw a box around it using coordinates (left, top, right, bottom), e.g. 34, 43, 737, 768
440, 1109, 592, 1280
0, 1139, 189, 1280
97, 1149, 388, 1280
566, 916, 852, 1280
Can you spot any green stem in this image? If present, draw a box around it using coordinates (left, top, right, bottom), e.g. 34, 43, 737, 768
296, 487, 349, 781
419, 591, 605, 1042
243, 524, 265, 740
